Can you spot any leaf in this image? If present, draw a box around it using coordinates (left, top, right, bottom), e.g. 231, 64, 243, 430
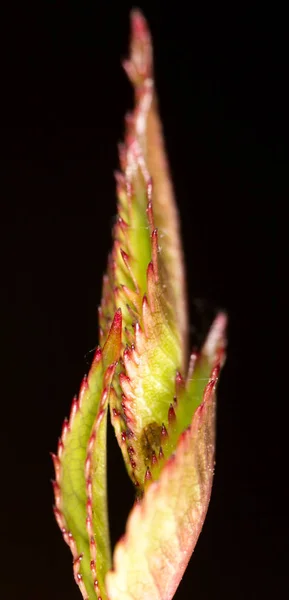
52, 309, 122, 600
106, 345, 223, 600
123, 10, 188, 362
98, 10, 192, 492
138, 312, 227, 486
99, 11, 187, 362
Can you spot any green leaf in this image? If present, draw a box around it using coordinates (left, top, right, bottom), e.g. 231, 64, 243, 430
52, 310, 122, 599
98, 10, 190, 492
99, 11, 187, 364
123, 10, 189, 363
139, 313, 227, 486
106, 342, 222, 600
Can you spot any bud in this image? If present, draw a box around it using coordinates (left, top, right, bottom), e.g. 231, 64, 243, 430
53, 10, 226, 600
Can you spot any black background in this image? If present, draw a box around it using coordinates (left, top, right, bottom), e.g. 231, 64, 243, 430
0, 2, 283, 599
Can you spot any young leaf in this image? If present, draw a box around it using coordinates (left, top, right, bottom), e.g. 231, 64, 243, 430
99, 10, 191, 492
106, 357, 220, 600
53, 9, 227, 600
123, 10, 188, 361
52, 310, 122, 599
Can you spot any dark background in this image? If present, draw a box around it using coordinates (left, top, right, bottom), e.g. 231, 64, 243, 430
0, 2, 283, 599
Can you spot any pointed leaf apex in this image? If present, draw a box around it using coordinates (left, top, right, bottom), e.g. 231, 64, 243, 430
202, 311, 227, 363
103, 308, 122, 369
